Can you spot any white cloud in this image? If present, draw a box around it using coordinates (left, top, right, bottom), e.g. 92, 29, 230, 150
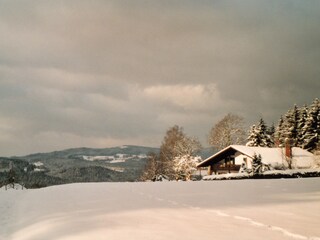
143, 84, 220, 111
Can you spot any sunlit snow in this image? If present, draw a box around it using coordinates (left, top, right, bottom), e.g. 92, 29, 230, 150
1, 179, 320, 240
33, 161, 44, 167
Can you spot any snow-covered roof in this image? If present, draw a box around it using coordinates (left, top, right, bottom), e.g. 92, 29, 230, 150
197, 145, 315, 168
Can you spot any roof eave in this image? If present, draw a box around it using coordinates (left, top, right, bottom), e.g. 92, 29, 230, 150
197, 145, 235, 167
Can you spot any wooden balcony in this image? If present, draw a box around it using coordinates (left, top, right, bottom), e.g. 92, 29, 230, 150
209, 164, 241, 175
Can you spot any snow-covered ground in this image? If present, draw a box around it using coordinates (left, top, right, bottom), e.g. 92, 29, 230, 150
1, 178, 320, 240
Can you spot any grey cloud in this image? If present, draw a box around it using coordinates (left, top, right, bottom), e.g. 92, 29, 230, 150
0, 0, 319, 155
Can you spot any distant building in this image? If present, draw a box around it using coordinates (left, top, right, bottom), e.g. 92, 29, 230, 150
197, 145, 315, 175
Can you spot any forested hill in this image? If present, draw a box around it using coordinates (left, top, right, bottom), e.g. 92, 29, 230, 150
0, 146, 155, 188
1, 145, 215, 188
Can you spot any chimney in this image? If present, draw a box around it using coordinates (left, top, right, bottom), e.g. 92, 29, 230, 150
285, 139, 292, 158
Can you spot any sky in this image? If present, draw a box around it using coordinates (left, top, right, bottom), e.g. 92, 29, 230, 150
0, 0, 320, 156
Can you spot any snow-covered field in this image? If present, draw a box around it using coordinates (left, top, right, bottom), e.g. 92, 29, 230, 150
1, 178, 320, 240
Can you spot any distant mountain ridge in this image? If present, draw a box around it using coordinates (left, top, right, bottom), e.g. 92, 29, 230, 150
20, 145, 159, 160
1, 145, 216, 188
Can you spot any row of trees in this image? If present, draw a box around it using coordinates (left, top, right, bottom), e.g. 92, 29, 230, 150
247, 98, 320, 152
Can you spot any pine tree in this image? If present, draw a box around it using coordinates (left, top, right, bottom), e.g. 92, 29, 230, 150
274, 98, 319, 151
246, 118, 272, 147
302, 98, 320, 151
252, 153, 263, 175
275, 115, 285, 146
246, 124, 258, 147
297, 105, 308, 147
282, 105, 300, 147
267, 123, 275, 147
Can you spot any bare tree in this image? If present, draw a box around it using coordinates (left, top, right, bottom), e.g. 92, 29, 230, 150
140, 152, 159, 181
172, 134, 202, 180
208, 113, 246, 150
159, 126, 185, 164
141, 125, 202, 181
173, 135, 202, 157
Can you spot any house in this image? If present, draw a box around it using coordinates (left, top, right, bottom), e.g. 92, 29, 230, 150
197, 145, 315, 175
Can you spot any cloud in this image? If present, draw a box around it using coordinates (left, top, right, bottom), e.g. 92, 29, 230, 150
143, 84, 219, 111
0, 0, 319, 155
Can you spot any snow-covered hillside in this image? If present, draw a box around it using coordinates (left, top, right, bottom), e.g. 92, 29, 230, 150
1, 179, 320, 240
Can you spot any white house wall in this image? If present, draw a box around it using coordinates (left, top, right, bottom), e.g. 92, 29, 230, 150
234, 152, 253, 169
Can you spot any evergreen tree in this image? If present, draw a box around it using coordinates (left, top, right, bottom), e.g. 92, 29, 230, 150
273, 98, 319, 151
246, 118, 272, 147
282, 105, 300, 147
267, 123, 275, 147
246, 124, 258, 147
275, 115, 285, 146
302, 98, 320, 151
252, 153, 263, 175
297, 105, 308, 147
